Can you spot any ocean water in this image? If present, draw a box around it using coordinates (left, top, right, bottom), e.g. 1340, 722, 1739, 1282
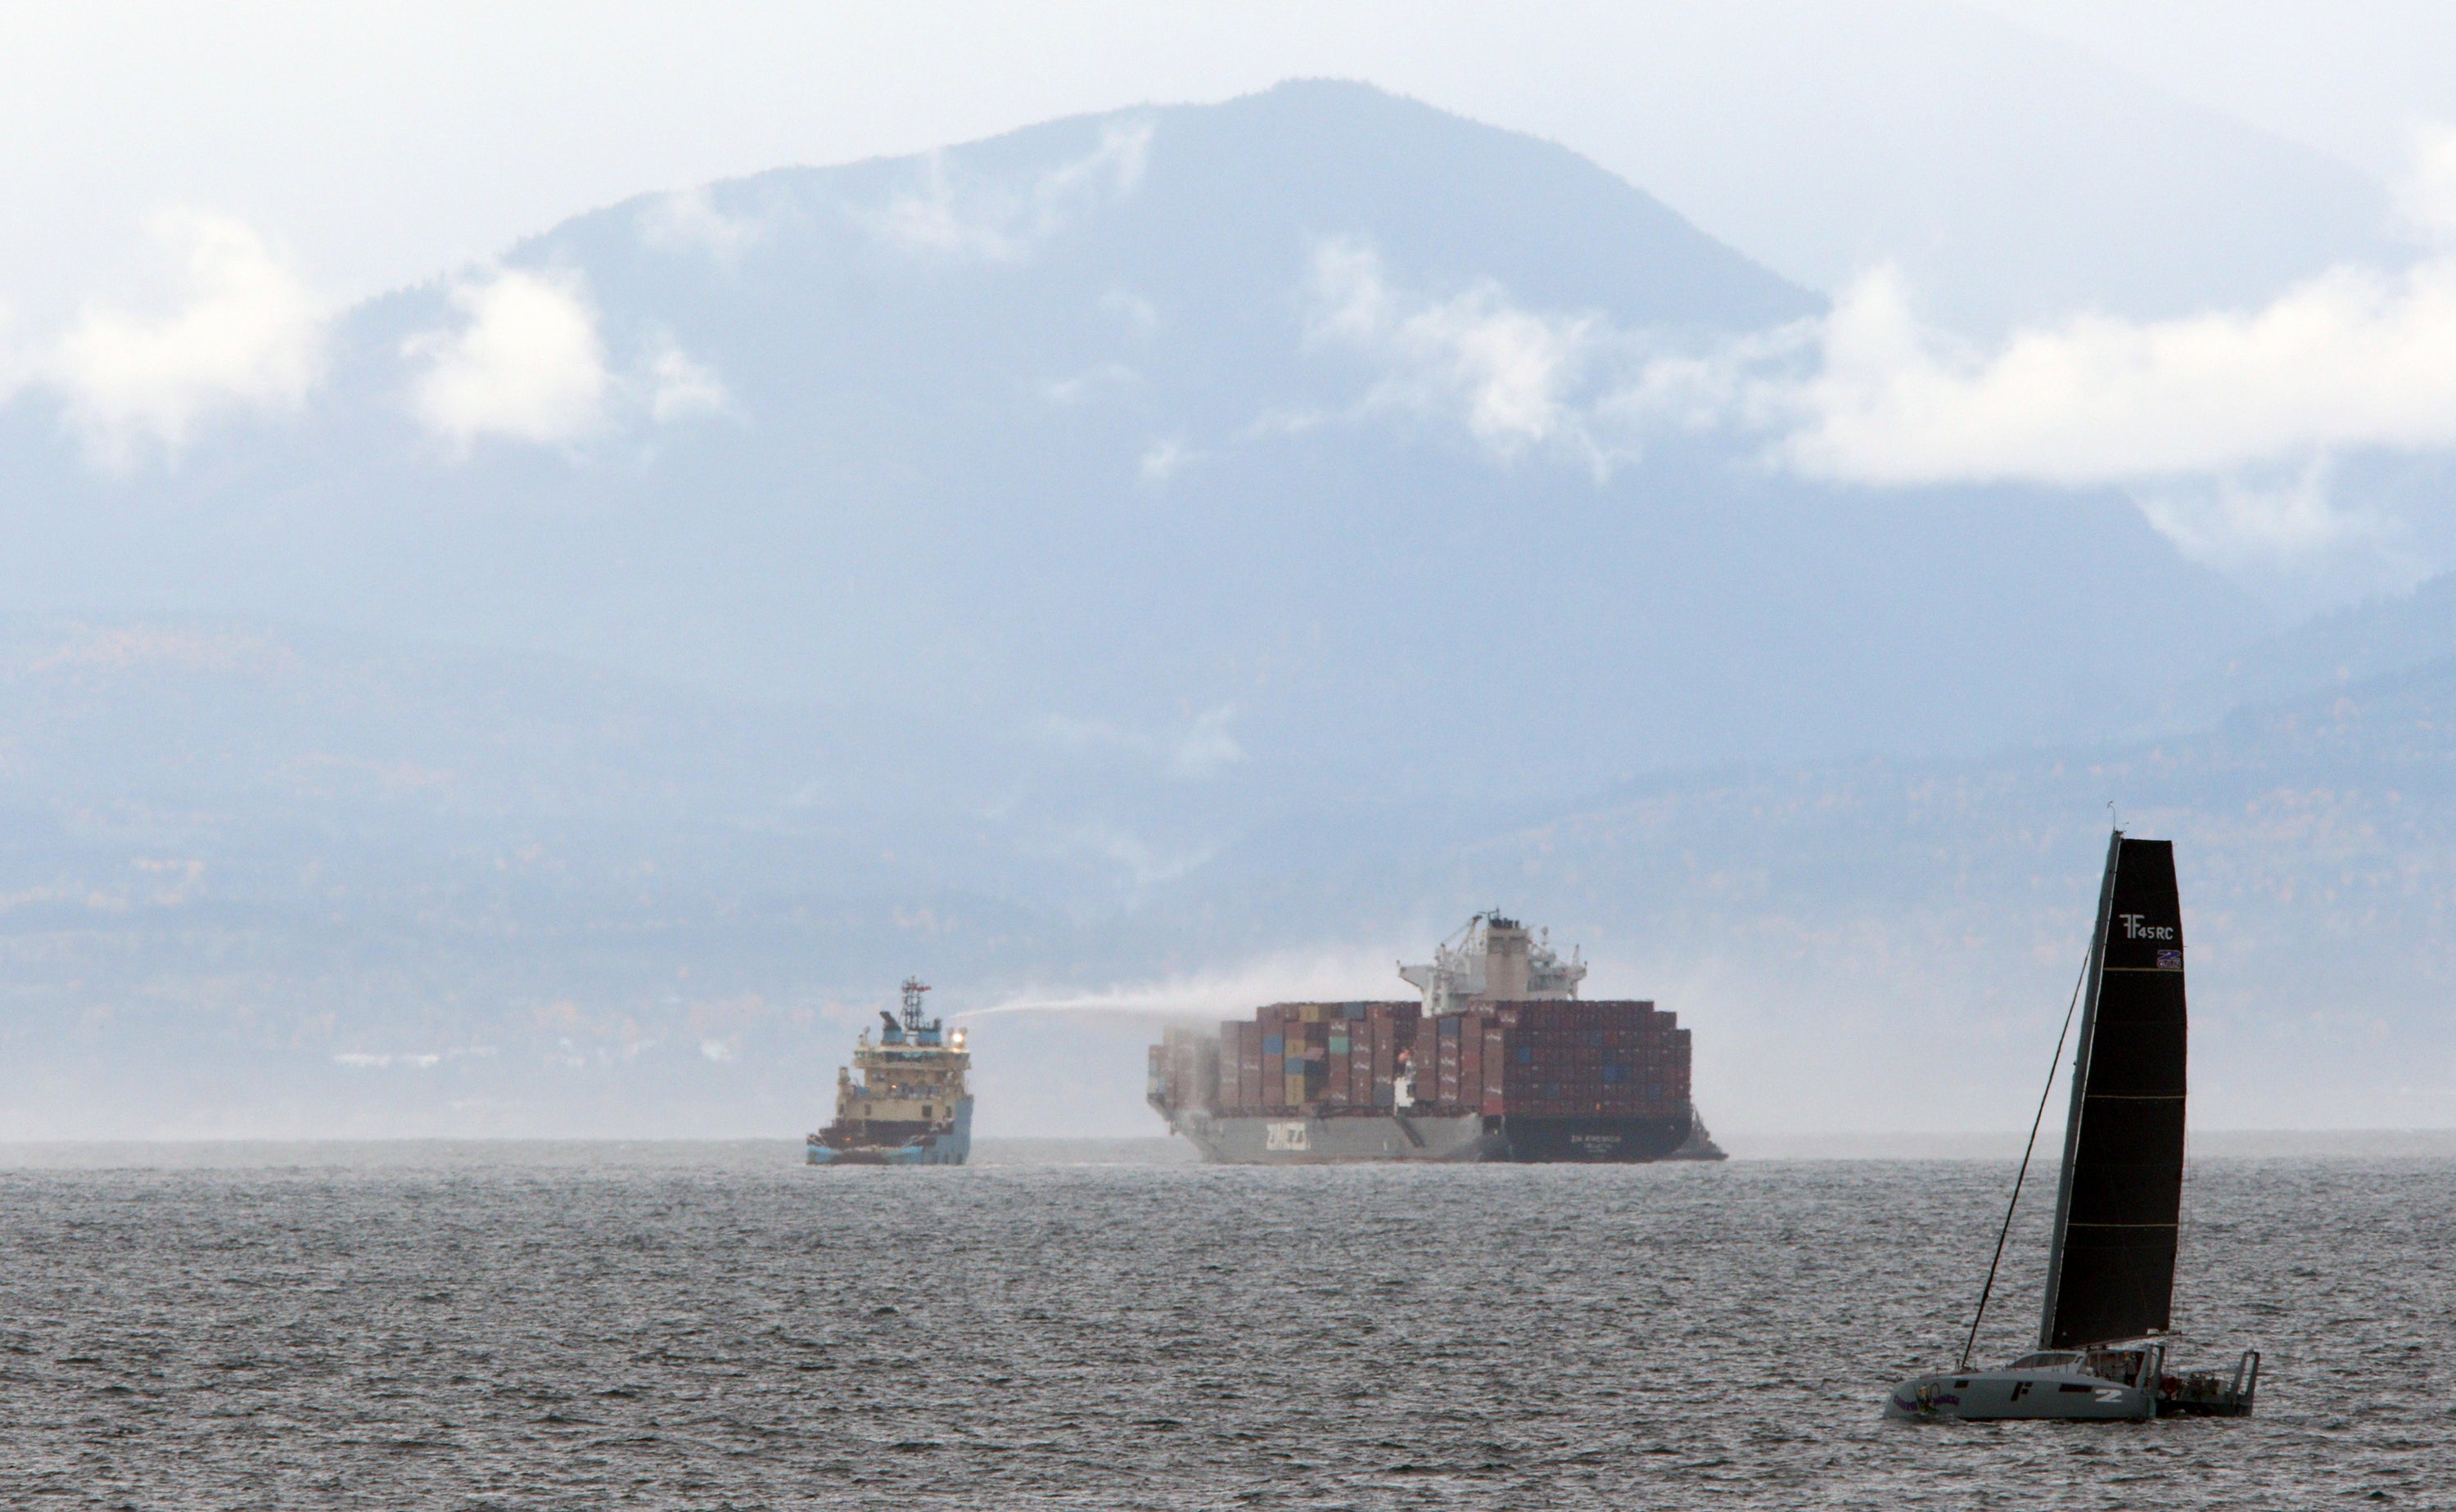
1, 1144, 2449, 1509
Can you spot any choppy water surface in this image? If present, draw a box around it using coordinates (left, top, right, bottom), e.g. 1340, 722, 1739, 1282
1, 1146, 2449, 1509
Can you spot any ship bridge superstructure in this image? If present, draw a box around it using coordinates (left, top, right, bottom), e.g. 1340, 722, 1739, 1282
1399, 912, 1587, 1013
810, 977, 975, 1163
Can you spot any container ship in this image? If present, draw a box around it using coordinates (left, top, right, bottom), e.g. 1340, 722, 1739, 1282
806, 978, 973, 1166
1147, 914, 1726, 1163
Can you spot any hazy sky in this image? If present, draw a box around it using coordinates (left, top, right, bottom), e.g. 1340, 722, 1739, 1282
13, 2, 2456, 605
5, 0, 2449, 333
1967, 0, 2456, 178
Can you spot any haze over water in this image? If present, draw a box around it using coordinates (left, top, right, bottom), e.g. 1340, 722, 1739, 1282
2, 1143, 2445, 1508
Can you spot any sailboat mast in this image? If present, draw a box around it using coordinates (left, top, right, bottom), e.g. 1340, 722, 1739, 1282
2038, 828, 2123, 1349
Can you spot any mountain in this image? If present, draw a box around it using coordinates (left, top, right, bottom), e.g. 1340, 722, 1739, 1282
1534, 0, 2404, 336
1, 81, 2267, 818
5, 608, 2456, 1138
5, 79, 2417, 1139
2169, 564, 2456, 722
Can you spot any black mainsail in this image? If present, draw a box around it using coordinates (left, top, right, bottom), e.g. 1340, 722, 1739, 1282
2038, 831, 2188, 1350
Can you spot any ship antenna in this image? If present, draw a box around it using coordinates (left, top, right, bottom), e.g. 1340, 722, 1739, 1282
901, 977, 932, 1034
1958, 944, 2091, 1371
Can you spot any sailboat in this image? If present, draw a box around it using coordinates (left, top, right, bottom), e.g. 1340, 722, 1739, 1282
1885, 830, 2260, 1421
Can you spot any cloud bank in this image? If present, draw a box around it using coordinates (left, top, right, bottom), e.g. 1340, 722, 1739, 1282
1783, 262, 2456, 487
1308, 219, 2456, 580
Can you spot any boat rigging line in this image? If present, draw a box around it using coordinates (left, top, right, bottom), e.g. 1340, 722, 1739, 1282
1957, 944, 2092, 1372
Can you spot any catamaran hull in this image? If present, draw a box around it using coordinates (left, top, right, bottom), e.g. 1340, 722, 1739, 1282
1885, 1368, 2152, 1422
1886, 1350, 2258, 1421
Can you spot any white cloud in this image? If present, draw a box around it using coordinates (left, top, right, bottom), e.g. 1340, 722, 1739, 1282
860, 118, 1153, 260
1304, 238, 1645, 476
699, 1038, 735, 1063
1781, 261, 2456, 486
1768, 259, 2456, 571
637, 185, 766, 264
405, 268, 609, 448
47, 211, 323, 465
1303, 206, 2456, 581
647, 342, 730, 423
2130, 463, 2403, 580
2396, 122, 2456, 246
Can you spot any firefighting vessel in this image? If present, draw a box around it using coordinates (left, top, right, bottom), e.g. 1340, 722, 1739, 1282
806, 978, 973, 1166
1885, 833, 2258, 1420
1147, 914, 1725, 1163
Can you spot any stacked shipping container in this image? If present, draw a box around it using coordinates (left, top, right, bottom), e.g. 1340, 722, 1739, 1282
1205, 1001, 1423, 1112
1484, 1000, 1690, 1119
1160, 999, 1689, 1122
1148, 1027, 1218, 1116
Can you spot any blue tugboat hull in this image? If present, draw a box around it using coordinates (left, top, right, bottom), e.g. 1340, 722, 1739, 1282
806, 1097, 973, 1167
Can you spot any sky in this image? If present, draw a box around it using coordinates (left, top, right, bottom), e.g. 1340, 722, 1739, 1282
6, 0, 2452, 331
1965, 0, 2456, 180
15, 1, 2456, 603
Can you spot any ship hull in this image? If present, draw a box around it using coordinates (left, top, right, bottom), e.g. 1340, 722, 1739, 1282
1885, 1365, 2153, 1422
806, 1097, 973, 1167
1167, 1108, 1697, 1164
